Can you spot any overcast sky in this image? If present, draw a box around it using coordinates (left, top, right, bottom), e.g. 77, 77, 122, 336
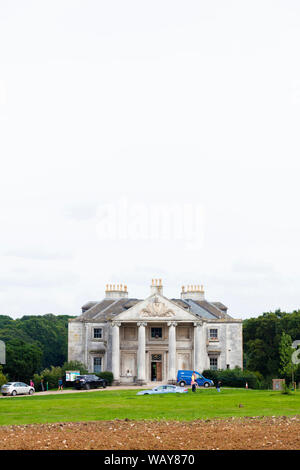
0, 1, 300, 320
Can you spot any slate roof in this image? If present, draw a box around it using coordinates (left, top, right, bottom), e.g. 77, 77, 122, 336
75, 298, 141, 322
74, 295, 232, 322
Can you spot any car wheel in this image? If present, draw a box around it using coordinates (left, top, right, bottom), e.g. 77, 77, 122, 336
28, 389, 34, 395
204, 382, 210, 388
85, 384, 90, 390
102, 381, 107, 389
11, 390, 17, 396
179, 381, 186, 387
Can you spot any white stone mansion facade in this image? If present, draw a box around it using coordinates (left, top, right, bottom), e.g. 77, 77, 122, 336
68, 280, 243, 384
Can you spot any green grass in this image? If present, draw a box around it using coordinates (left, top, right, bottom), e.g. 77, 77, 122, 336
0, 388, 299, 426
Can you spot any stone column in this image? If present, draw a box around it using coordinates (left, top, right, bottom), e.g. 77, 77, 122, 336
167, 321, 177, 384
111, 321, 121, 384
194, 321, 203, 372
137, 322, 147, 385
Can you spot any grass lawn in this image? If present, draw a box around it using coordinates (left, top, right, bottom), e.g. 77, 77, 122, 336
0, 388, 299, 426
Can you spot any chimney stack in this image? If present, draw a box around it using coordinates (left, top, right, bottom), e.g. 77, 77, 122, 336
150, 278, 163, 296
105, 283, 128, 299
181, 284, 205, 301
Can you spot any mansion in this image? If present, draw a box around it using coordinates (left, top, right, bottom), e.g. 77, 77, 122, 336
68, 280, 243, 384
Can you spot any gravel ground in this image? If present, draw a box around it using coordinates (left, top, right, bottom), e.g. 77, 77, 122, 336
0, 416, 299, 450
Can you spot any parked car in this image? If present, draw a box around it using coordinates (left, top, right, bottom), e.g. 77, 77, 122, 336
1, 382, 35, 396
73, 374, 107, 390
137, 384, 188, 395
177, 370, 214, 388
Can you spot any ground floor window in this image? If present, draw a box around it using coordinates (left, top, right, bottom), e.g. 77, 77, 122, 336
209, 357, 218, 370
93, 356, 102, 373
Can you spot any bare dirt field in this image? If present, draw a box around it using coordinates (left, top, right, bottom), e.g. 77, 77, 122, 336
0, 416, 299, 450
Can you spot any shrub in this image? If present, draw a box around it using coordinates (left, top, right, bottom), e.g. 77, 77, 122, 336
281, 382, 292, 395
36, 366, 63, 390
0, 366, 8, 387
95, 371, 114, 385
202, 367, 261, 389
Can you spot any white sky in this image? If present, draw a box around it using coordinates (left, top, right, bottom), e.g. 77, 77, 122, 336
0, 1, 300, 319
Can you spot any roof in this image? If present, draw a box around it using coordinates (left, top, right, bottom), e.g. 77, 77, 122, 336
191, 300, 231, 319
73, 295, 232, 322
75, 298, 141, 322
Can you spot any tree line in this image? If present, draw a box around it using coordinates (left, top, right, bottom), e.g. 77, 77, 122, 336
243, 309, 300, 386
0, 309, 299, 386
0, 314, 74, 383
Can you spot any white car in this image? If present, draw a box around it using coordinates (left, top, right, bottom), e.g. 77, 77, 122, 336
137, 384, 188, 395
1, 382, 35, 396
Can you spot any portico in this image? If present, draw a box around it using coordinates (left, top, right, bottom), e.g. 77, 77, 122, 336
110, 318, 206, 385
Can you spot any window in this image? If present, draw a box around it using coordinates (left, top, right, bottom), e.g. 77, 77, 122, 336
93, 328, 102, 339
210, 357, 218, 370
209, 329, 218, 340
151, 327, 162, 339
93, 357, 102, 373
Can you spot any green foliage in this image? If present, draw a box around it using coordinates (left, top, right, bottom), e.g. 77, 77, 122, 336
33, 362, 90, 390
281, 382, 291, 395
202, 367, 261, 389
0, 366, 8, 386
278, 332, 293, 378
243, 309, 300, 379
14, 314, 74, 369
95, 371, 114, 385
4, 339, 43, 383
0, 314, 75, 382
36, 366, 63, 390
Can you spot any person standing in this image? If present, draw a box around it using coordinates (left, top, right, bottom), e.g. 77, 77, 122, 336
191, 371, 197, 392
216, 380, 221, 392
30, 379, 34, 388
40, 378, 44, 392
58, 378, 63, 391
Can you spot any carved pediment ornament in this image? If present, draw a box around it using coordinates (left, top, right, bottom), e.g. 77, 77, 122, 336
140, 301, 175, 318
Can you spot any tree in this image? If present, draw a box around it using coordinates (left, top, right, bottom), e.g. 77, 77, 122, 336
3, 340, 43, 383
0, 366, 8, 387
278, 332, 293, 380
0, 314, 75, 372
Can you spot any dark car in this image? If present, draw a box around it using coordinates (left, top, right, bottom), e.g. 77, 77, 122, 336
74, 374, 107, 390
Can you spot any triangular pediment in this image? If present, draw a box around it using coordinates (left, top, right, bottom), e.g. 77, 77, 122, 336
113, 294, 199, 322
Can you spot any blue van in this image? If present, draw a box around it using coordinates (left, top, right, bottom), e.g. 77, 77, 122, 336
177, 370, 214, 388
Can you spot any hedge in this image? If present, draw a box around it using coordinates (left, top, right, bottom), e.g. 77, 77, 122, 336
202, 367, 262, 389
95, 371, 114, 385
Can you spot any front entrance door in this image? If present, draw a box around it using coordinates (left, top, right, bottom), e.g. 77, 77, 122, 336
151, 354, 162, 381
